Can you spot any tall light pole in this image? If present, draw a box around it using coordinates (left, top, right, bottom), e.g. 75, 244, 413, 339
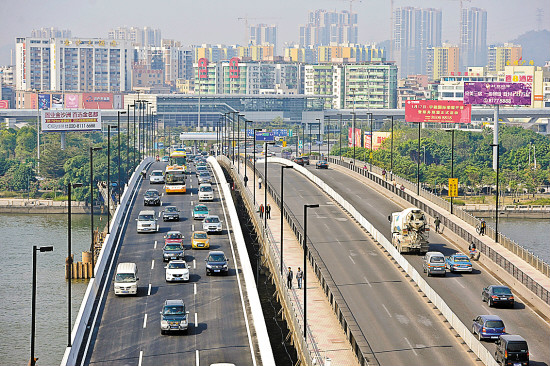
367, 112, 373, 170
316, 118, 321, 157
253, 128, 262, 204
126, 105, 130, 184
243, 114, 248, 182
237, 113, 241, 174
447, 129, 455, 214
107, 125, 117, 233
351, 111, 356, 165
67, 182, 82, 347
490, 143, 500, 243
31, 245, 54, 366
131, 104, 136, 168
89, 146, 103, 279
303, 203, 319, 342
416, 121, 421, 195
280, 165, 293, 277
338, 113, 343, 161
387, 115, 394, 178
264, 141, 275, 228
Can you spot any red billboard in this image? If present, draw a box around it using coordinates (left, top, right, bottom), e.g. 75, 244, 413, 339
198, 58, 208, 79
0, 100, 9, 109
405, 100, 471, 123
83, 93, 113, 109
348, 127, 362, 147
229, 57, 240, 79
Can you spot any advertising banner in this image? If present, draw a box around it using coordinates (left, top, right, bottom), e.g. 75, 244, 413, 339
38, 94, 50, 110
83, 93, 113, 109
463, 82, 531, 105
0, 100, 9, 109
113, 94, 123, 109
41, 110, 102, 132
272, 129, 288, 137
348, 128, 362, 147
448, 178, 458, 197
364, 131, 391, 150
255, 132, 275, 141
405, 100, 471, 123
65, 94, 79, 108
198, 58, 208, 79
51, 94, 64, 109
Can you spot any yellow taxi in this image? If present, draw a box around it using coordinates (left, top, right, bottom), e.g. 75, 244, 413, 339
191, 231, 210, 249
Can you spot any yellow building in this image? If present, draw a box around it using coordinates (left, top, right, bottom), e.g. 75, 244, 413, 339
426, 45, 460, 81
488, 44, 522, 72
502, 65, 549, 108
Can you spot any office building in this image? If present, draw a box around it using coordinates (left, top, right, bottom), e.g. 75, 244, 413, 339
31, 27, 71, 39
487, 44, 522, 72
317, 44, 386, 63
249, 24, 277, 51
108, 26, 161, 47
460, 7, 487, 69
300, 9, 358, 47
134, 41, 193, 88
0, 65, 15, 87
426, 45, 460, 81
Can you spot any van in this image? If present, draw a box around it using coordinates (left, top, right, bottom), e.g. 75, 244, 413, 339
114, 263, 139, 296
136, 210, 158, 233
423, 251, 446, 277
198, 183, 214, 201
495, 334, 529, 366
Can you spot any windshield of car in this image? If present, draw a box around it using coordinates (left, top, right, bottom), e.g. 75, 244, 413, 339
163, 305, 185, 315
430, 256, 445, 263
485, 320, 504, 328
165, 207, 178, 213
195, 206, 207, 212
199, 172, 210, 177
145, 191, 158, 197
166, 233, 182, 239
197, 165, 207, 170
168, 262, 187, 269
507, 342, 528, 352
164, 244, 182, 251
151, 171, 163, 176
138, 214, 155, 221
115, 273, 136, 282
208, 254, 225, 262
205, 217, 219, 223
493, 287, 512, 295
453, 256, 470, 262
200, 186, 212, 192
194, 233, 208, 239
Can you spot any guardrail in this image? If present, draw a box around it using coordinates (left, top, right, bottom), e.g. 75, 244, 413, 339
219, 156, 323, 366
271, 157, 498, 366
327, 156, 550, 306
61, 158, 153, 366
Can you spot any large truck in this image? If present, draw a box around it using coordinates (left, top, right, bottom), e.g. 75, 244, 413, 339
389, 207, 430, 254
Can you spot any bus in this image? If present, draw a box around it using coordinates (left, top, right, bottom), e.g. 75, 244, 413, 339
165, 165, 186, 194
170, 150, 187, 171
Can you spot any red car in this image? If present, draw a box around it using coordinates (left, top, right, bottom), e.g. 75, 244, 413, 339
164, 231, 184, 246
293, 157, 304, 166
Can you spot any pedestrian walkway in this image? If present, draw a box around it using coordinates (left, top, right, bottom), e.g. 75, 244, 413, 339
235, 157, 359, 366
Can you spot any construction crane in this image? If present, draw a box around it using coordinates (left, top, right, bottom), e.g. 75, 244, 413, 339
237, 16, 280, 46
337, 0, 362, 15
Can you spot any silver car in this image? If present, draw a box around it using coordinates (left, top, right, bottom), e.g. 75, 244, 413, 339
149, 170, 165, 184
202, 215, 223, 233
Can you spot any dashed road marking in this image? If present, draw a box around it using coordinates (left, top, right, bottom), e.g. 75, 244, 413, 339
194, 283, 197, 295
193, 259, 196, 269
148, 283, 152, 296
192, 224, 195, 231
151, 260, 154, 270
382, 304, 392, 317
138, 351, 143, 366
143, 314, 147, 328
364, 276, 372, 288
453, 277, 466, 289
154, 240, 157, 249
158, 212, 161, 217
196, 350, 199, 366
348, 255, 355, 264
404, 337, 418, 356
195, 312, 198, 327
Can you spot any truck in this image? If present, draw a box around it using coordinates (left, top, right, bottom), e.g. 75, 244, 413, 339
389, 207, 430, 254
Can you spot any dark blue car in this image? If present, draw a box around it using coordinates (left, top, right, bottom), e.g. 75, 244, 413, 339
472, 314, 505, 341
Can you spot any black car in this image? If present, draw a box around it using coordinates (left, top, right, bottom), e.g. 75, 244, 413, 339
495, 335, 529, 366
163, 206, 180, 221
481, 285, 514, 307
316, 160, 328, 169
144, 189, 161, 206
293, 157, 304, 166
301, 156, 310, 165
205, 250, 228, 275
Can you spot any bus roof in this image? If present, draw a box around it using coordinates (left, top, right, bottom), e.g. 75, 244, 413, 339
166, 165, 185, 172
170, 151, 186, 157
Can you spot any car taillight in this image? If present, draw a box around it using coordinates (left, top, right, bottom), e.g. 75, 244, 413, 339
509, 296, 514, 300
492, 295, 498, 299
504, 350, 507, 358
502, 327, 505, 333
425, 228, 430, 232
482, 327, 486, 333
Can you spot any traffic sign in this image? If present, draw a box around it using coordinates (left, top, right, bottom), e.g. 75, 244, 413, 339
282, 141, 287, 147
255, 132, 275, 141
448, 178, 458, 197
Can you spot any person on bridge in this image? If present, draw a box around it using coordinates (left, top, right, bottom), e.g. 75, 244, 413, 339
480, 219, 486, 236
266, 204, 271, 219
258, 177, 262, 189
434, 217, 441, 233
259, 204, 264, 218
244, 175, 248, 187
296, 267, 303, 289
287, 267, 294, 288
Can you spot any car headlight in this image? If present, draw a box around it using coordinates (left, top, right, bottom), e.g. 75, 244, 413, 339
206, 264, 212, 268
181, 320, 188, 326
161, 320, 168, 327
223, 264, 228, 268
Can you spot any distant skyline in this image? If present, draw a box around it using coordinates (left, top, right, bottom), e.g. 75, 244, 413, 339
1, 0, 549, 64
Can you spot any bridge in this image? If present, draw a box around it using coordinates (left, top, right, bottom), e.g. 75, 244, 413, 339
60, 148, 549, 366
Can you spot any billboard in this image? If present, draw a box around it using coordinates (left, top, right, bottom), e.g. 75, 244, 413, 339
65, 94, 80, 108
348, 128, 362, 147
229, 57, 240, 79
41, 110, 102, 132
272, 129, 288, 137
83, 93, 113, 109
0, 100, 9, 109
364, 132, 391, 150
255, 132, 275, 141
113, 94, 123, 109
405, 100, 471, 124
51, 94, 64, 109
38, 94, 50, 110
198, 58, 208, 79
463, 82, 531, 105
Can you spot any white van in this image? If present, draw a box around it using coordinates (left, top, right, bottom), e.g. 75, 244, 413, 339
114, 262, 139, 295
198, 183, 214, 201
136, 210, 158, 233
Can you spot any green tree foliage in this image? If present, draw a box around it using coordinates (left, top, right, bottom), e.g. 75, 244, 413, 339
15, 126, 37, 159
0, 129, 17, 158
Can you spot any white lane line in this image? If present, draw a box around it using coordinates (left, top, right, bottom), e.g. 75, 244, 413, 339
348, 255, 356, 264
193, 259, 196, 269
192, 224, 195, 231
364, 276, 372, 288
143, 314, 148, 328
148, 283, 152, 296
138, 351, 143, 366
195, 350, 199, 366
194, 283, 197, 295
195, 312, 198, 327
453, 277, 466, 289
382, 304, 392, 317
158, 211, 161, 217
151, 260, 155, 269
404, 337, 418, 356
191, 200, 194, 205
154, 240, 157, 249
191, 192, 193, 196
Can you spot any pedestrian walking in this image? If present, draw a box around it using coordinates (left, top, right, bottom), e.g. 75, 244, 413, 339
434, 217, 441, 233
259, 204, 264, 218
287, 267, 293, 288
258, 177, 262, 189
266, 203, 271, 219
296, 267, 303, 289
479, 219, 486, 236
244, 175, 248, 187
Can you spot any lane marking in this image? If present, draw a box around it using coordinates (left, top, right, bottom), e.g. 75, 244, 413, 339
453, 277, 466, 289
192, 224, 195, 231
193, 259, 196, 269
194, 283, 197, 296
148, 283, 152, 296
154, 240, 157, 249
364, 276, 372, 288
191, 200, 194, 205
196, 350, 199, 366
195, 312, 198, 327
143, 314, 148, 328
158, 211, 161, 217
138, 351, 143, 366
151, 260, 155, 270
191, 192, 193, 196
404, 337, 418, 356
348, 255, 356, 264
382, 304, 392, 317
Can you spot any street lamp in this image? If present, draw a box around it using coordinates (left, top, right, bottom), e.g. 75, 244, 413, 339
67, 182, 82, 347
338, 114, 343, 161
446, 129, 455, 214
30, 245, 54, 366
107, 125, 118, 233
367, 112, 373, 170
126, 105, 130, 184
237, 113, 241, 175
490, 143, 500, 243
316, 118, 321, 157
264, 141, 275, 228
351, 111, 356, 165
253, 128, 262, 204
416, 121, 421, 195
89, 146, 103, 279
303, 203, 319, 342
242, 114, 248, 183
280, 165, 293, 277
130, 104, 136, 169
387, 115, 394, 178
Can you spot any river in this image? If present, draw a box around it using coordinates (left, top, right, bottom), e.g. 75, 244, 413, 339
0, 213, 95, 366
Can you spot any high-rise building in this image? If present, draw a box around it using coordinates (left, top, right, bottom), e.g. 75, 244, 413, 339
108, 26, 161, 47
426, 45, 460, 81
134, 41, 193, 88
393, 7, 442, 78
0, 65, 15, 87
193, 60, 260, 95
249, 24, 277, 51
460, 7, 487, 70
487, 44, 522, 72
300, 9, 358, 47
31, 27, 72, 39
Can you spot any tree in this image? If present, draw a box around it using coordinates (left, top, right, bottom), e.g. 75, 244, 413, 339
15, 126, 37, 159
40, 143, 68, 179
0, 129, 17, 158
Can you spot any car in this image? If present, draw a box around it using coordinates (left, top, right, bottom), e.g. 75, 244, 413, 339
136, 210, 158, 233
191, 231, 210, 249
301, 155, 310, 165
292, 157, 304, 166
161, 156, 169, 162
472, 315, 506, 341
144, 189, 161, 206
316, 160, 328, 169
203, 215, 223, 233
198, 172, 212, 184
160, 299, 189, 335
165, 260, 190, 282
114, 262, 139, 296
196, 165, 208, 176
164, 231, 184, 246
445, 253, 473, 273
198, 183, 214, 201
162, 206, 180, 221
423, 251, 446, 276
163, 242, 185, 262
482, 285, 515, 308
149, 170, 165, 184
193, 204, 209, 220
205, 250, 228, 275
495, 335, 529, 366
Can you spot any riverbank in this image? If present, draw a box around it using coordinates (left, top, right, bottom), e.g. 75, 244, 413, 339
0, 198, 90, 214
464, 203, 550, 218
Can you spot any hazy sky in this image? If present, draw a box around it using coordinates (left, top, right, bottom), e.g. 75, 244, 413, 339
1, 0, 549, 64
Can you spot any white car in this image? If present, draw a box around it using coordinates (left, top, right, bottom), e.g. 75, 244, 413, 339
203, 215, 223, 233
136, 210, 159, 233
198, 183, 214, 201
165, 260, 190, 282
149, 170, 165, 184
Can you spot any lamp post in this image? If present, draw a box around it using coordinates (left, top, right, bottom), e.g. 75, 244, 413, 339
89, 146, 103, 279
237, 113, 241, 174
295, 124, 299, 158
303, 203, 319, 342
387, 115, 394, 178
131, 104, 136, 170
126, 105, 130, 184
280, 165, 293, 277
243, 115, 248, 182
67, 182, 82, 347
107, 125, 117, 233
367, 112, 373, 170
490, 143, 500, 243
316, 118, 321, 157
338, 114, 343, 161
416, 121, 421, 195
30, 245, 54, 366
253, 128, 262, 204
446, 129, 455, 214
351, 112, 356, 165
264, 141, 275, 228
